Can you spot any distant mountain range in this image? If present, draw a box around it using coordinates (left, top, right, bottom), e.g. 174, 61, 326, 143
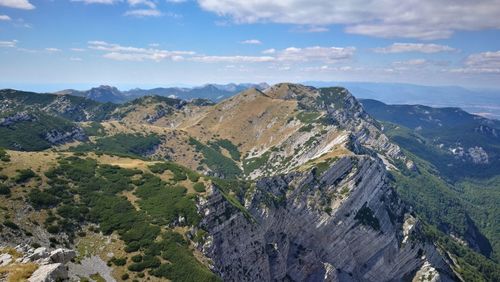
305, 81, 500, 120
52, 81, 500, 120
55, 83, 270, 104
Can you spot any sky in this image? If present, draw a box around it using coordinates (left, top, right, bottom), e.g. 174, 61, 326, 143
1, 0, 500, 91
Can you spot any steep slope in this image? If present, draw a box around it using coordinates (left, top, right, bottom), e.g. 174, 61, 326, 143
360, 99, 500, 263
182, 84, 406, 179
109, 95, 213, 128
360, 99, 500, 179
0, 89, 116, 122
0, 89, 116, 151
199, 155, 456, 281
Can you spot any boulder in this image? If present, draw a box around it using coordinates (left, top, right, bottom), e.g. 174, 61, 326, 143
28, 263, 68, 282
49, 248, 76, 264
28, 247, 48, 261
0, 253, 12, 266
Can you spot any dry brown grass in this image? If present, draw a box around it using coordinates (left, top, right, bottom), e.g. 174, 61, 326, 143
0, 150, 62, 180
0, 247, 22, 259
121, 190, 140, 210
0, 262, 38, 282
183, 88, 299, 154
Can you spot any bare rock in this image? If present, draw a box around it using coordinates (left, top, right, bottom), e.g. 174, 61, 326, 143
28, 247, 49, 261
28, 263, 68, 282
0, 253, 12, 266
48, 248, 76, 264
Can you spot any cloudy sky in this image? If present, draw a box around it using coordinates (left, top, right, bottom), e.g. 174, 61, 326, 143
1, 0, 500, 90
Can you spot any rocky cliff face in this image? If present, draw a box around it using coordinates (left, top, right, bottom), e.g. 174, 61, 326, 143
192, 84, 456, 281
198, 155, 455, 281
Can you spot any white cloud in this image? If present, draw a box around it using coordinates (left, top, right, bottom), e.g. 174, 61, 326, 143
262, 48, 275, 54
292, 26, 329, 33
166, 0, 186, 3
392, 59, 428, 66
240, 39, 262, 45
71, 0, 118, 4
302, 65, 362, 72
374, 43, 456, 53
127, 0, 156, 9
0, 0, 35, 9
87, 41, 354, 66
89, 41, 195, 62
450, 51, 500, 74
0, 40, 17, 48
70, 48, 86, 52
0, 15, 11, 21
276, 46, 355, 63
124, 9, 162, 17
191, 55, 275, 63
191, 46, 354, 64
197, 0, 500, 40
45, 47, 61, 52
70, 57, 83, 61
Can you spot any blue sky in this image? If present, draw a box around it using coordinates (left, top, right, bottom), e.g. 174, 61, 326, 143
1, 0, 500, 91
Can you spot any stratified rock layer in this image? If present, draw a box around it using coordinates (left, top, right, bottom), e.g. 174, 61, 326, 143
199, 156, 455, 281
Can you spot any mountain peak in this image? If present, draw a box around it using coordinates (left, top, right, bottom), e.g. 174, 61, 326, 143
264, 83, 318, 100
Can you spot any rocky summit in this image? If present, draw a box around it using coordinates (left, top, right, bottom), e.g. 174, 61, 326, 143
0, 83, 498, 281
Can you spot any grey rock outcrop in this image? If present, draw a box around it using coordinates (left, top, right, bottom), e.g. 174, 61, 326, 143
198, 155, 455, 281
28, 263, 67, 282
44, 127, 87, 144
0, 111, 37, 126
48, 248, 76, 264
0, 245, 75, 282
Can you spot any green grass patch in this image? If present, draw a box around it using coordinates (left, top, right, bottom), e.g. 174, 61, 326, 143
74, 133, 161, 158
0, 148, 10, 162
189, 137, 241, 178
296, 111, 321, 123
243, 151, 271, 175
15, 169, 36, 183
209, 139, 241, 161
193, 182, 206, 193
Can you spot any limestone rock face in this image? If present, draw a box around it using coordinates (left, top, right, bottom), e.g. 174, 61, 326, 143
44, 126, 87, 144
198, 156, 454, 281
48, 248, 76, 264
28, 263, 67, 282
0, 111, 38, 126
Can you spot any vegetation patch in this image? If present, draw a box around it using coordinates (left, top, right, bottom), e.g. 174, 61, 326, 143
317, 87, 347, 109
83, 122, 106, 136
420, 224, 500, 282
296, 111, 321, 124
315, 157, 339, 175
0, 148, 10, 162
23, 156, 216, 279
354, 203, 380, 231
189, 137, 241, 178
243, 151, 271, 175
74, 133, 161, 158
135, 174, 200, 226
209, 139, 241, 161
0, 111, 78, 151
193, 182, 206, 193
14, 169, 36, 183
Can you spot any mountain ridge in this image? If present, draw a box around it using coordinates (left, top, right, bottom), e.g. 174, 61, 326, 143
0, 83, 498, 281
52, 83, 270, 104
